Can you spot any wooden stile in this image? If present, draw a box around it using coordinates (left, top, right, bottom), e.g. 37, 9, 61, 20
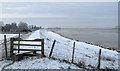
10, 37, 44, 60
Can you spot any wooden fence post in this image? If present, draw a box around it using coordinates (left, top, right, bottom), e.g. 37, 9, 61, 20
10, 38, 14, 59
4, 35, 8, 59
18, 32, 20, 53
41, 39, 44, 57
97, 49, 101, 69
72, 42, 75, 63
49, 40, 56, 58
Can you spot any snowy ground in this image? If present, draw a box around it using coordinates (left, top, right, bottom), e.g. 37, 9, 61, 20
0, 29, 119, 69
0, 34, 21, 61
5, 57, 81, 69
0, 34, 18, 42
43, 30, 118, 69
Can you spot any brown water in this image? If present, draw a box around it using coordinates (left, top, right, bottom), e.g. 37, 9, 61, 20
52, 28, 118, 49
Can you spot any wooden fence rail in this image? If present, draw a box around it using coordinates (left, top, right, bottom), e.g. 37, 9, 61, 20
13, 43, 42, 46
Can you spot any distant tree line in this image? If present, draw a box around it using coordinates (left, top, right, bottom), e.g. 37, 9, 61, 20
28, 25, 43, 31
1, 21, 42, 33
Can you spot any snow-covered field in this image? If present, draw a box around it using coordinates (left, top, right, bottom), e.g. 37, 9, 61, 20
0, 34, 19, 61
1, 29, 119, 69
0, 34, 19, 60
5, 57, 82, 69
0, 34, 18, 41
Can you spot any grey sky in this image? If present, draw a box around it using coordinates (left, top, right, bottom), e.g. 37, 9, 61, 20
1, 2, 118, 28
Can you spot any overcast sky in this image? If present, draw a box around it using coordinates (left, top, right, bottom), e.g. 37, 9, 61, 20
1, 2, 118, 28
